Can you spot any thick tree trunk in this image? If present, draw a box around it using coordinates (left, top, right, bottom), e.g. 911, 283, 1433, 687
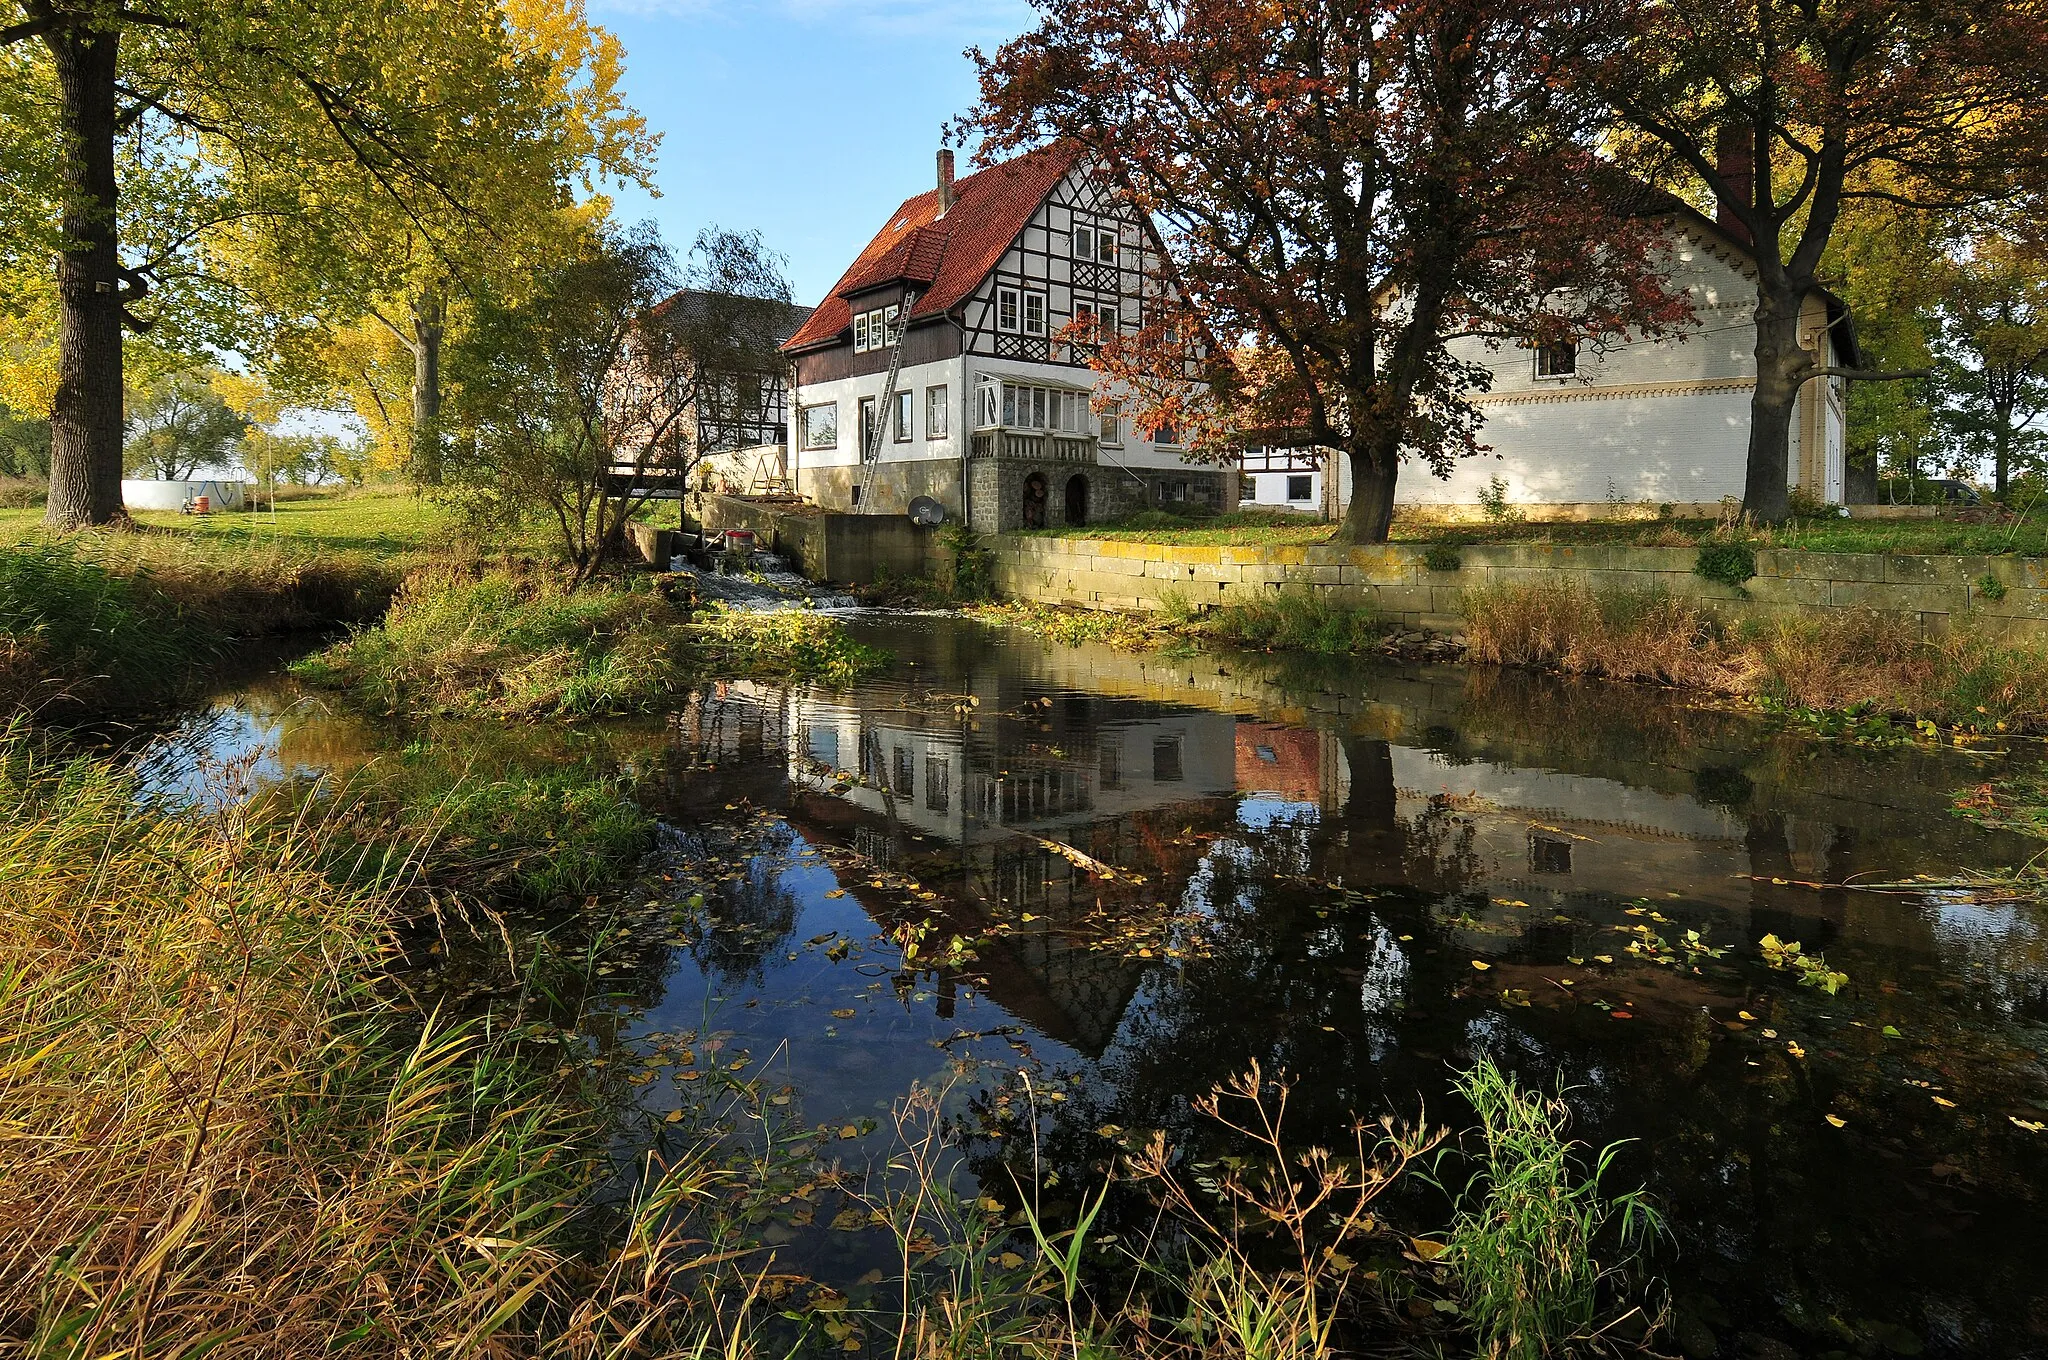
1331, 439, 1398, 544
43, 24, 126, 531
1742, 286, 1806, 525
410, 293, 445, 486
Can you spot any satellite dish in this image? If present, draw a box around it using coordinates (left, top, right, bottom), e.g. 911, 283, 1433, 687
907, 496, 947, 527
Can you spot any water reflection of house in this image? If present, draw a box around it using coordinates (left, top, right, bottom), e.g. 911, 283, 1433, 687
680, 685, 1237, 1056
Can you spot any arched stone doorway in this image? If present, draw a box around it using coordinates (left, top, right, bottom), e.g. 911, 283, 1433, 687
1021, 471, 1048, 529
1064, 473, 1089, 526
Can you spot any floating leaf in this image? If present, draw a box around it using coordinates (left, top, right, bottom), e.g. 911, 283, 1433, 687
1932, 1096, 1957, 1108
1825, 1114, 1847, 1128
1470, 960, 1491, 971
831, 1008, 856, 1019
2010, 1118, 2045, 1133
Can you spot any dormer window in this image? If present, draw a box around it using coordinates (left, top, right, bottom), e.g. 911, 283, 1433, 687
853, 305, 899, 354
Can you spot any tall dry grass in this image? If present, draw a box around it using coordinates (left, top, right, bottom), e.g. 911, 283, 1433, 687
1461, 582, 2048, 732
0, 737, 728, 1358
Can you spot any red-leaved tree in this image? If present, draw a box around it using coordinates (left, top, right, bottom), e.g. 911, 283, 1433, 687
968, 0, 1697, 542
1596, 0, 2048, 521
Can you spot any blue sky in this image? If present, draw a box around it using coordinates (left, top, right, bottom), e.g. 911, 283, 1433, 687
593, 0, 1038, 307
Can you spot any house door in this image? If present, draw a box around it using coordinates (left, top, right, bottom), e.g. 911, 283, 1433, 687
1064, 473, 1089, 526
1022, 472, 1048, 529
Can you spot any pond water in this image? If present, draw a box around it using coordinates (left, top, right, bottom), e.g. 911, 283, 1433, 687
132, 615, 2048, 1359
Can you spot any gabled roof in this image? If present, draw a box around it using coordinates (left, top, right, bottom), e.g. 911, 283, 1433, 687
782, 142, 1082, 354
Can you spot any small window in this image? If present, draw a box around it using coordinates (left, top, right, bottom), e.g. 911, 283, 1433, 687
1022, 292, 1047, 337
800, 403, 838, 451
883, 304, 899, 344
892, 746, 914, 794
997, 287, 1020, 333
853, 312, 870, 353
977, 381, 999, 429
1097, 229, 1118, 264
1100, 407, 1122, 446
1152, 734, 1183, 783
1154, 422, 1180, 447
1535, 340, 1577, 378
925, 756, 950, 813
1286, 474, 1312, 502
1073, 299, 1096, 333
1098, 741, 1121, 790
1072, 225, 1094, 260
807, 727, 839, 766
894, 389, 913, 442
858, 395, 878, 459
927, 385, 948, 440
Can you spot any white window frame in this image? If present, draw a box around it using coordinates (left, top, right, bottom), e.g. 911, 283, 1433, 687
1097, 229, 1118, 264
857, 395, 879, 460
996, 287, 1020, 333
1072, 223, 1094, 260
893, 388, 913, 442
853, 312, 870, 353
1286, 474, 1313, 502
926, 385, 949, 440
883, 305, 899, 345
1535, 340, 1577, 379
976, 379, 999, 430
800, 402, 838, 451
1022, 291, 1048, 337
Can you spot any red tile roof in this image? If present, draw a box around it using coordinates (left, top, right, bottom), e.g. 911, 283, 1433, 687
782, 142, 1081, 354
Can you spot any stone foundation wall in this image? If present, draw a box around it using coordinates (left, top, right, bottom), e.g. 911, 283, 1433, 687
990, 536, 2048, 638
967, 461, 1225, 532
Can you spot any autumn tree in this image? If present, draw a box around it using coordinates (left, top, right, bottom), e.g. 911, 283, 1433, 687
1596, 0, 2048, 522
968, 0, 1695, 542
122, 367, 246, 480
225, 3, 652, 486
444, 224, 792, 581
0, 0, 615, 530
1932, 236, 2048, 499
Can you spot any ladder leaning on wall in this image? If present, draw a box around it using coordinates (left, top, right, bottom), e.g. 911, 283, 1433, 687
856, 287, 918, 514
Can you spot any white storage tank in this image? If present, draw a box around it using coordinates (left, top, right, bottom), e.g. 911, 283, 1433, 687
121, 479, 249, 513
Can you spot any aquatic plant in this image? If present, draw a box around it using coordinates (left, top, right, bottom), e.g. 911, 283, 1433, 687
0, 733, 732, 1357
1757, 933, 1851, 994
1440, 1060, 1665, 1360
1202, 587, 1389, 654
300, 565, 887, 716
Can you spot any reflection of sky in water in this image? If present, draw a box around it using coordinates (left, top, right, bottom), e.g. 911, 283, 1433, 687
127, 701, 307, 808
1236, 793, 1320, 829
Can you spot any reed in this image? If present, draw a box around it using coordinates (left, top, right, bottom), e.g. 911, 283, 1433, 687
1462, 581, 2048, 732
0, 733, 725, 1358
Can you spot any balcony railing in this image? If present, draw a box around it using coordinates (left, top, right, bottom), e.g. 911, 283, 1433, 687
969, 429, 1099, 463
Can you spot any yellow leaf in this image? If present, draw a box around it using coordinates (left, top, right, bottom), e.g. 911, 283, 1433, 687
1470, 960, 1491, 971
997, 1252, 1026, 1269
1825, 1114, 1847, 1128
1932, 1096, 1957, 1108
831, 1008, 856, 1019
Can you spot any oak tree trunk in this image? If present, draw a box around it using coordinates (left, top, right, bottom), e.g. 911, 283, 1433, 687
1333, 438, 1399, 544
1743, 286, 1806, 525
410, 293, 445, 486
43, 23, 126, 531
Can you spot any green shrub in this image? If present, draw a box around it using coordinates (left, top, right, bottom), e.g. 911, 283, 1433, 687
1977, 573, 2008, 602
1443, 1060, 1665, 1360
1422, 541, 1464, 572
1692, 541, 1756, 587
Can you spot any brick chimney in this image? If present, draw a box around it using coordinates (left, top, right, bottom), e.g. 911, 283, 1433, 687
1715, 124, 1754, 245
937, 148, 956, 217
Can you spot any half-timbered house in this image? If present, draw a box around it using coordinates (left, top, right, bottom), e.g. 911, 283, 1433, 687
780, 144, 1228, 529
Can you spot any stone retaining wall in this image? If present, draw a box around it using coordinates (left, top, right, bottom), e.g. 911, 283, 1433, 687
990, 535, 2048, 637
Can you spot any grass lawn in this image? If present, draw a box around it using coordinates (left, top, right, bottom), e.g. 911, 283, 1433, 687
0, 489, 450, 559
1026, 508, 2048, 556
